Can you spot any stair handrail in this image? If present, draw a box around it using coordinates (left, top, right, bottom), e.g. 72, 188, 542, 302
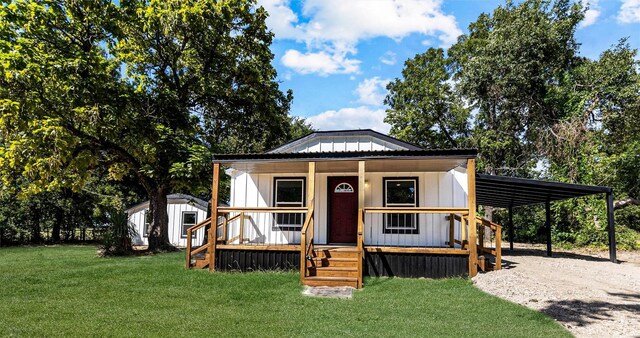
185, 217, 212, 269
300, 207, 314, 282
473, 216, 502, 271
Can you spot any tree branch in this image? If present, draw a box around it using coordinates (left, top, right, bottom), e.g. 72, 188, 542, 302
614, 198, 640, 210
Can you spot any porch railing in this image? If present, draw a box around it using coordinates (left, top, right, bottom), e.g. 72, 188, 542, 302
362, 207, 470, 248
216, 207, 308, 247
185, 217, 213, 269
452, 214, 502, 271
300, 208, 315, 282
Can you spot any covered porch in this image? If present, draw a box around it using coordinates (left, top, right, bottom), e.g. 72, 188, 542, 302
186, 149, 496, 288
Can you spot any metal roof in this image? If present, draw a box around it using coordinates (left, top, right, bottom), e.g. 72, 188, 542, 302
266, 129, 423, 153
476, 174, 612, 208
213, 149, 478, 162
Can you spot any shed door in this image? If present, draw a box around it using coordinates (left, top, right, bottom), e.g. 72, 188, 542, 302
328, 177, 358, 243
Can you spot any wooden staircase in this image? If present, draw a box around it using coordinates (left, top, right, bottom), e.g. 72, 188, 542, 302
303, 246, 360, 288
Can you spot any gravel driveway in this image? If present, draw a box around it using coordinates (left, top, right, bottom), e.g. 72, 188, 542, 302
473, 244, 640, 338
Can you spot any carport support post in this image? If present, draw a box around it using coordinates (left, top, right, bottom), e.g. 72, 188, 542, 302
545, 200, 552, 257
606, 191, 617, 263
508, 206, 514, 251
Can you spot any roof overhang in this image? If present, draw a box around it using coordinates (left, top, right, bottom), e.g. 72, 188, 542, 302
213, 149, 477, 174
476, 174, 612, 208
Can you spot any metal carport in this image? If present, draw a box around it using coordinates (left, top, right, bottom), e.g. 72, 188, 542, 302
475, 174, 616, 263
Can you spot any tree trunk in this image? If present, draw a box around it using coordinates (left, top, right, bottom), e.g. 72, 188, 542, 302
31, 204, 42, 244
147, 186, 175, 252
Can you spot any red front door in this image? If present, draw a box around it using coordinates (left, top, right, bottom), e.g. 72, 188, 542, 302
328, 176, 358, 243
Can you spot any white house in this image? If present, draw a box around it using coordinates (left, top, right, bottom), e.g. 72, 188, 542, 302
184, 129, 489, 288
126, 194, 208, 247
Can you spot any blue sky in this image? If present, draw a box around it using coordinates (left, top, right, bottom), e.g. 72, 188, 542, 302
259, 0, 640, 133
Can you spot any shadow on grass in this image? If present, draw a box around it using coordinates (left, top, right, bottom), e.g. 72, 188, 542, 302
539, 292, 640, 328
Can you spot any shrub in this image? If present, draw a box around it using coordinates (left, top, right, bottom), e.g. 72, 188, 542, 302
99, 209, 137, 256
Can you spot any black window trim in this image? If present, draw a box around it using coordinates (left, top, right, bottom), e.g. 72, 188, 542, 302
383, 177, 420, 234
143, 208, 151, 238
180, 210, 198, 239
272, 177, 307, 231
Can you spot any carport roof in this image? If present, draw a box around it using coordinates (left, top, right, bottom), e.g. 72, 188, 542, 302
476, 174, 612, 208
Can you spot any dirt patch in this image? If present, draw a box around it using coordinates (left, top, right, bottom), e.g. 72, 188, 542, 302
473, 244, 640, 338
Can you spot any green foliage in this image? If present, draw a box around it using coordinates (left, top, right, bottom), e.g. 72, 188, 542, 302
0, 246, 571, 337
386, 0, 640, 248
100, 208, 137, 256
385, 48, 471, 149
0, 0, 295, 250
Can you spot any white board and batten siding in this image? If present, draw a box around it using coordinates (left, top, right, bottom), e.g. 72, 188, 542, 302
226, 168, 468, 247
127, 196, 208, 248
287, 135, 408, 153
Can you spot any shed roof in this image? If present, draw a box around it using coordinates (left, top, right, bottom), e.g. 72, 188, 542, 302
476, 174, 612, 208
125, 194, 210, 213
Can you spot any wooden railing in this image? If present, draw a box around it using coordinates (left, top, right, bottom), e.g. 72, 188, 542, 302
363, 207, 470, 248
474, 216, 502, 271
185, 217, 212, 269
299, 208, 314, 283
453, 214, 502, 271
216, 207, 308, 246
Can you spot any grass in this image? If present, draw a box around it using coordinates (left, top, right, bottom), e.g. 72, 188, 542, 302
0, 246, 570, 337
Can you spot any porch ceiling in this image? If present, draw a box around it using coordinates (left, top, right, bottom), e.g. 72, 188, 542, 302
221, 158, 469, 173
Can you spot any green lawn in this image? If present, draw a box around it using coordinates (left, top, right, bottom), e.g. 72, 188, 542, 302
0, 246, 569, 337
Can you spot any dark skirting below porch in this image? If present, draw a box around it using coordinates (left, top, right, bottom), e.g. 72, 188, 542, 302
364, 252, 469, 278
215, 249, 300, 272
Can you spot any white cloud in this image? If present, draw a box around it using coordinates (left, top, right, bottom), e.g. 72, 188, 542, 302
260, 0, 462, 75
580, 0, 600, 27
281, 48, 360, 76
618, 0, 640, 23
380, 51, 397, 65
354, 77, 391, 106
307, 106, 390, 133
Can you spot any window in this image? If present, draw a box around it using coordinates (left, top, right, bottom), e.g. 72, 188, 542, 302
334, 183, 354, 193
181, 211, 198, 238
143, 209, 152, 237
383, 178, 419, 234
273, 178, 306, 230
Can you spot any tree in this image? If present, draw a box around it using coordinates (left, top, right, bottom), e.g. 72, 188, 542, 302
0, 0, 293, 251
385, 48, 471, 149
448, 0, 583, 176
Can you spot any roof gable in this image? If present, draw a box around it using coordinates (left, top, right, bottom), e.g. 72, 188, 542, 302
267, 129, 422, 154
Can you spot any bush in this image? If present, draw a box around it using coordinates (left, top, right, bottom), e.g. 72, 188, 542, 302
99, 209, 137, 256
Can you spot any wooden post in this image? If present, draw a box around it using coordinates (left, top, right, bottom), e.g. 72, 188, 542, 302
185, 228, 192, 269
478, 220, 484, 252
467, 159, 478, 277
222, 216, 228, 244
495, 225, 502, 270
508, 205, 514, 251
300, 162, 316, 283
461, 215, 466, 244
606, 191, 617, 263
209, 163, 220, 272
545, 200, 552, 257
357, 161, 365, 288
239, 212, 245, 244
449, 213, 455, 248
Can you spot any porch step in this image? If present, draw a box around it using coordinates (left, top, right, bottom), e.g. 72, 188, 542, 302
313, 247, 359, 259
308, 266, 358, 278
304, 247, 360, 287
478, 256, 495, 272
303, 276, 358, 288
191, 254, 211, 269
308, 257, 358, 267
